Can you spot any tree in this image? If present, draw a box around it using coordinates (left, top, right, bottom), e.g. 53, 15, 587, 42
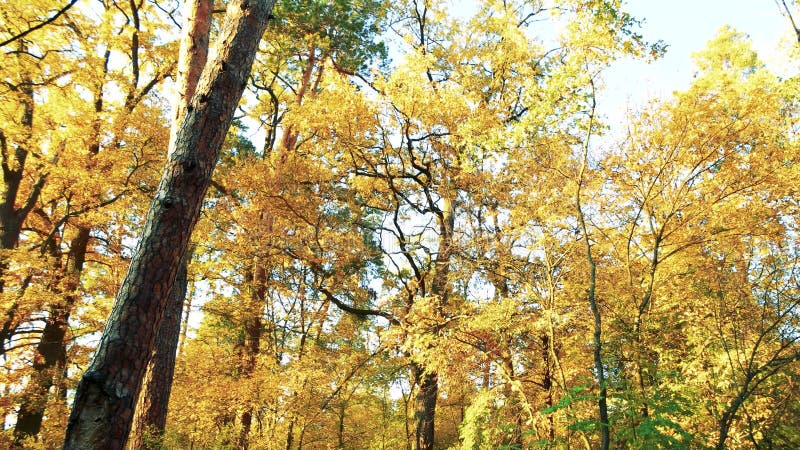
2, 1, 174, 445
3, 1, 799, 449
581, 27, 799, 447
62, 1, 277, 448
128, 0, 213, 446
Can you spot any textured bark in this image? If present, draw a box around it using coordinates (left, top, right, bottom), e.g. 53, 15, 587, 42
167, 0, 213, 155
127, 250, 190, 449
62, 2, 277, 448
127, 0, 212, 445
412, 364, 438, 450
13, 228, 90, 444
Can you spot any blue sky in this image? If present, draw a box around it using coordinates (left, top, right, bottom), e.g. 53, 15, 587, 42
441, 1, 796, 137
599, 0, 795, 122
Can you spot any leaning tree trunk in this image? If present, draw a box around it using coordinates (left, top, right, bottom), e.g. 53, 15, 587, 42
62, 1, 277, 449
127, 249, 191, 449
127, 0, 212, 446
166, 0, 213, 156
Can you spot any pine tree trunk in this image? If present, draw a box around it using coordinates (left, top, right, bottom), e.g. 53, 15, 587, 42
127, 0, 212, 445
167, 0, 213, 156
127, 250, 191, 449
62, 2, 277, 448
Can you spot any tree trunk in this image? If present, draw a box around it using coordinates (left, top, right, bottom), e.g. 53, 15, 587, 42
411, 195, 452, 450
127, 0, 212, 445
0, 51, 45, 353
167, 0, 213, 156
177, 280, 194, 357
542, 334, 556, 443
62, 2, 277, 448
716, 382, 751, 450
337, 401, 346, 449
501, 349, 523, 447
412, 363, 438, 450
235, 261, 266, 450
13, 40, 110, 441
13, 228, 90, 443
285, 421, 294, 450
127, 249, 191, 449
576, 111, 610, 450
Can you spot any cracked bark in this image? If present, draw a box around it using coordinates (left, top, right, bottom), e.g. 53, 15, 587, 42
62, 1, 277, 448
127, 249, 191, 449
127, 0, 212, 446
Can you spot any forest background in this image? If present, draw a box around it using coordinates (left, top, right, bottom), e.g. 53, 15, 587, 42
1, 0, 799, 449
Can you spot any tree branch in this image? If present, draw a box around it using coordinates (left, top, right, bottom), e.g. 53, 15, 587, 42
320, 287, 398, 325
0, 0, 80, 48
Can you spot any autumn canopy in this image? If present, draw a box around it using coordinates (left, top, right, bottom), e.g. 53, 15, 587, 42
1, 1, 799, 449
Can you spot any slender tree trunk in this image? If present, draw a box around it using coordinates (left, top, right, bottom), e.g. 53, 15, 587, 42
575, 91, 609, 450
337, 402, 346, 449
716, 408, 737, 450
178, 279, 194, 357
716, 381, 751, 450
0, 52, 44, 353
542, 333, 556, 443
584, 196, 609, 450
13, 228, 90, 443
285, 421, 294, 450
236, 261, 266, 450
62, 2, 277, 448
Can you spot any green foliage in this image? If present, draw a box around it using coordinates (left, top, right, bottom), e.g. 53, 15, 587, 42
270, 0, 388, 72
